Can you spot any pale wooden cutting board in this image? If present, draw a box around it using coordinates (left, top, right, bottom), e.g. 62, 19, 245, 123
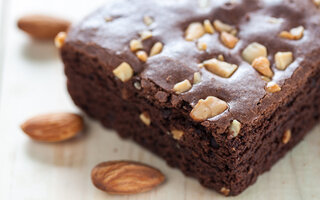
0, 0, 319, 199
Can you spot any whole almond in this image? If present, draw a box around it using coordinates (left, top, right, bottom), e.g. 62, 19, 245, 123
17, 14, 70, 39
21, 113, 83, 142
91, 161, 165, 195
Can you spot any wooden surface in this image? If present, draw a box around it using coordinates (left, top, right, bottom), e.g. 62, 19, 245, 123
0, 0, 320, 199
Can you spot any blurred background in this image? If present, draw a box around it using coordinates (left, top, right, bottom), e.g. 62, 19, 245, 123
0, 0, 320, 199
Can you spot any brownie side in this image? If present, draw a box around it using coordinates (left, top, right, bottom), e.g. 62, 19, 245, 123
62, 44, 320, 195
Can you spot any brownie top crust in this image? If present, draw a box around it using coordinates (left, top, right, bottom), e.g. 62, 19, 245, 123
65, 0, 320, 130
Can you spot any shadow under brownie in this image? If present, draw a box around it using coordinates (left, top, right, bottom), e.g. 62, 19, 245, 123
60, 0, 320, 196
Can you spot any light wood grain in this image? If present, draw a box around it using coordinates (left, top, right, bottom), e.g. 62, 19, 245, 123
0, 0, 7, 97
0, 0, 320, 200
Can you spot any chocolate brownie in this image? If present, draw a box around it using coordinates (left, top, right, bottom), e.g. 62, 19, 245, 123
60, 0, 320, 196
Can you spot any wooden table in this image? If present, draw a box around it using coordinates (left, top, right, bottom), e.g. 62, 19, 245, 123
0, 0, 319, 199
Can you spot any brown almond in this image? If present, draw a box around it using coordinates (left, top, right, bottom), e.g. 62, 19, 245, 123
17, 14, 70, 39
91, 160, 165, 195
20, 113, 83, 142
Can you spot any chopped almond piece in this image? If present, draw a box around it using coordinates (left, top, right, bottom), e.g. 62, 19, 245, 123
171, 129, 184, 140
213, 20, 236, 35
197, 41, 207, 51
173, 80, 192, 94
217, 54, 224, 61
193, 72, 202, 84
140, 30, 152, 40
267, 17, 283, 24
242, 42, 267, 64
113, 62, 134, 82
203, 58, 238, 78
220, 187, 230, 196
105, 16, 113, 22
136, 50, 148, 62
185, 22, 205, 41
197, 63, 204, 68
220, 31, 239, 49
130, 39, 143, 52
54, 32, 67, 48
203, 19, 215, 34
140, 112, 151, 126
190, 96, 228, 121
261, 76, 271, 82
275, 52, 293, 70
228, 120, 241, 139
252, 57, 273, 78
282, 129, 291, 144
134, 82, 142, 90
150, 42, 163, 56
143, 16, 154, 26
279, 26, 304, 40
265, 81, 281, 93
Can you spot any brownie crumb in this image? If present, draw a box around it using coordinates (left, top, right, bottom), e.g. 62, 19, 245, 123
155, 91, 169, 103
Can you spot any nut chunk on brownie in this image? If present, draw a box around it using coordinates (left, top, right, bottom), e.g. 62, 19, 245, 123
61, 0, 320, 196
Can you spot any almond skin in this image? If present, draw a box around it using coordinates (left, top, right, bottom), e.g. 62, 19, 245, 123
20, 113, 83, 142
17, 14, 70, 39
91, 161, 165, 195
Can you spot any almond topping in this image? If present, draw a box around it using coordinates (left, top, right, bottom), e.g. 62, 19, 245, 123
171, 129, 184, 140
217, 54, 225, 61
242, 42, 267, 64
197, 41, 207, 51
190, 96, 228, 121
185, 22, 205, 41
275, 52, 293, 70
279, 26, 304, 40
91, 161, 165, 194
113, 62, 134, 82
228, 120, 241, 139
220, 31, 239, 49
251, 57, 273, 78
130, 39, 143, 52
193, 72, 202, 84
267, 17, 283, 24
203, 58, 238, 78
54, 32, 67, 48
150, 42, 163, 56
173, 80, 192, 94
203, 19, 215, 34
198, 63, 204, 68
105, 16, 113, 22
220, 187, 230, 196
282, 129, 291, 144
136, 50, 148, 62
265, 81, 281, 93
213, 20, 236, 35
314, 0, 320, 7
261, 76, 271, 82
140, 112, 151, 126
134, 82, 142, 90
140, 30, 153, 40
143, 16, 154, 26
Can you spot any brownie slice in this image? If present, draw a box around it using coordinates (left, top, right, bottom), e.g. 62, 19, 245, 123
60, 0, 320, 196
